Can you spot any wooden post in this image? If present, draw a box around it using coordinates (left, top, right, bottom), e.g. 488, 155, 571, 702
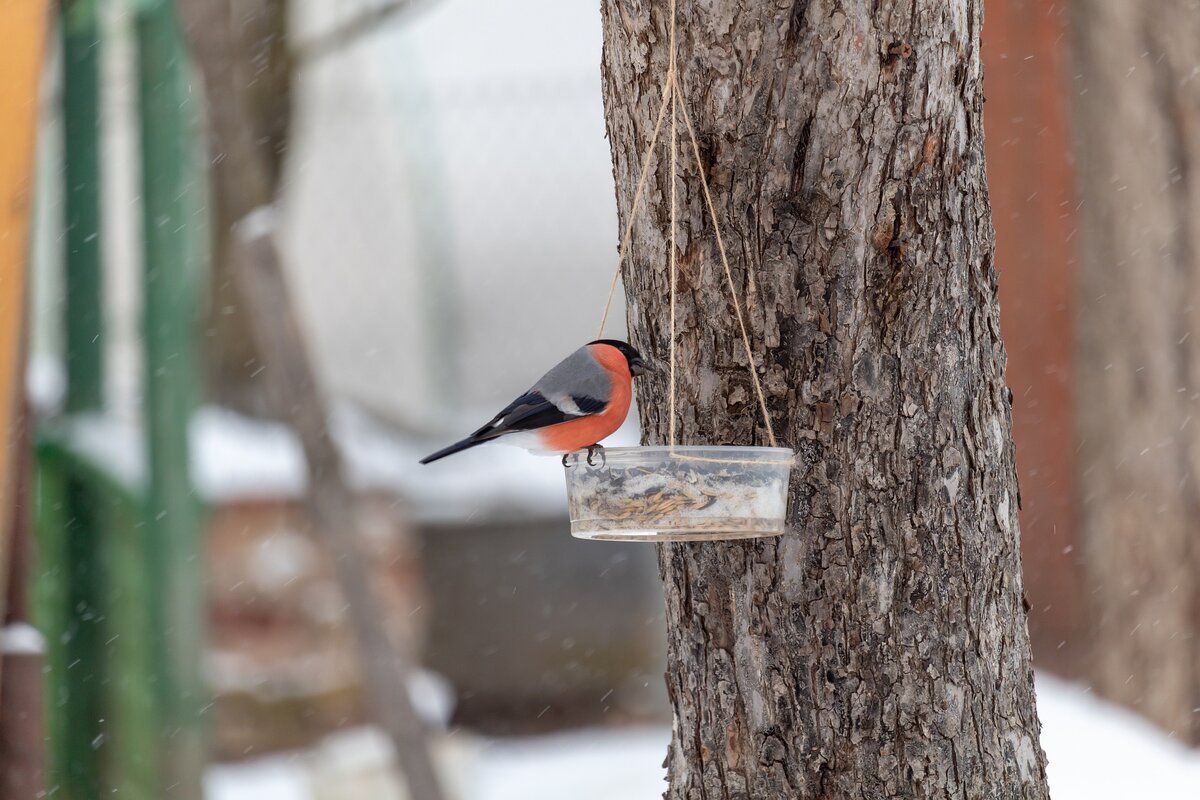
2, 407, 46, 799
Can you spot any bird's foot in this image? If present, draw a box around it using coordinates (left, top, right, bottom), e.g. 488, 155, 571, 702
562, 452, 573, 468
586, 444, 606, 467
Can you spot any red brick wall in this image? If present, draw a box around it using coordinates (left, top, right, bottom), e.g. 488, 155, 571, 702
982, 0, 1082, 676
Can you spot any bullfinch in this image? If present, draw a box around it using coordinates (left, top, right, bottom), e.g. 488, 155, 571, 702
419, 339, 653, 466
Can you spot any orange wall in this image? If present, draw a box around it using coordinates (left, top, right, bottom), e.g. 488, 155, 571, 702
0, 0, 50, 590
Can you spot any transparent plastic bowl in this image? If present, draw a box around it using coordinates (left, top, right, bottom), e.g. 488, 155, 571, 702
563, 446, 794, 542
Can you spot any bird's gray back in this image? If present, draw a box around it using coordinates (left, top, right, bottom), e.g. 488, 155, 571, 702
533, 345, 611, 409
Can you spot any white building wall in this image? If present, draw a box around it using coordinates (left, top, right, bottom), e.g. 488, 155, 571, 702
283, 0, 627, 430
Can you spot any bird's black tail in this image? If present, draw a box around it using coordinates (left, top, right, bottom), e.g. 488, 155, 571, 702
419, 436, 485, 464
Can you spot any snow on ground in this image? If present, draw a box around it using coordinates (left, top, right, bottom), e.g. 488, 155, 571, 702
207, 675, 1200, 799
207, 755, 311, 800
205, 727, 668, 800
1037, 674, 1200, 799
464, 727, 669, 800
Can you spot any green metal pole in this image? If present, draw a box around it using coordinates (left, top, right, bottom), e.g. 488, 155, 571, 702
134, 1, 206, 796
35, 463, 106, 800
54, 3, 107, 797
62, 0, 104, 412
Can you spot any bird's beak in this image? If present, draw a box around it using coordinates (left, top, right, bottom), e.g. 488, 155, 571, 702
630, 356, 658, 377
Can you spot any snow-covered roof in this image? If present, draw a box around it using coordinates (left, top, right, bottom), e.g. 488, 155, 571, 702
48, 402, 639, 525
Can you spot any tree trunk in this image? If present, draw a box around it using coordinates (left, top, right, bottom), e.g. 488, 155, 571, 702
1068, 0, 1200, 743
599, 1, 1050, 797
198, 0, 291, 417
180, 3, 447, 796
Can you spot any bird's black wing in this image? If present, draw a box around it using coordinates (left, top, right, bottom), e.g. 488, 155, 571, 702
472, 390, 605, 439
421, 390, 606, 464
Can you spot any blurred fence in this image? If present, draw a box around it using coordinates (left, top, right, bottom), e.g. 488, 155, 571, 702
34, 1, 206, 797
28, 1, 669, 784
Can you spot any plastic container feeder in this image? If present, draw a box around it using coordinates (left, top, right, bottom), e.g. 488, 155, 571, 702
563, 446, 794, 542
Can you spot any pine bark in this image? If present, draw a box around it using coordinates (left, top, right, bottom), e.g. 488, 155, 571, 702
1069, 0, 1200, 743
599, 1, 1050, 797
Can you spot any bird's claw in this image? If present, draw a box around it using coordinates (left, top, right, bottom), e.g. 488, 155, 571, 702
562, 453, 573, 468
586, 444, 606, 467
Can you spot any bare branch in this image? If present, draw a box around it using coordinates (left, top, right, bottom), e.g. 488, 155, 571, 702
291, 0, 430, 65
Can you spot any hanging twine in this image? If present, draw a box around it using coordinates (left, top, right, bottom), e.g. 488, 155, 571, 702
667, 0, 679, 449
596, 0, 779, 451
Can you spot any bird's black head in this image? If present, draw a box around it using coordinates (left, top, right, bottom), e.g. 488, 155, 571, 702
589, 339, 656, 377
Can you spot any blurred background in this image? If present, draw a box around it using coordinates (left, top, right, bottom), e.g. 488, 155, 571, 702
1, 0, 1199, 797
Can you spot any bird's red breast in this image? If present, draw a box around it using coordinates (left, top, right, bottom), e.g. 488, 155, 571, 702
536, 343, 632, 452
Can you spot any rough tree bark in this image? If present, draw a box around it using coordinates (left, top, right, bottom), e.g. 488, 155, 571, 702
1069, 0, 1200, 743
600, 1, 1050, 797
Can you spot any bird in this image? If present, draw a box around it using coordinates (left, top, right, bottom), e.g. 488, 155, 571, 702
419, 339, 654, 466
